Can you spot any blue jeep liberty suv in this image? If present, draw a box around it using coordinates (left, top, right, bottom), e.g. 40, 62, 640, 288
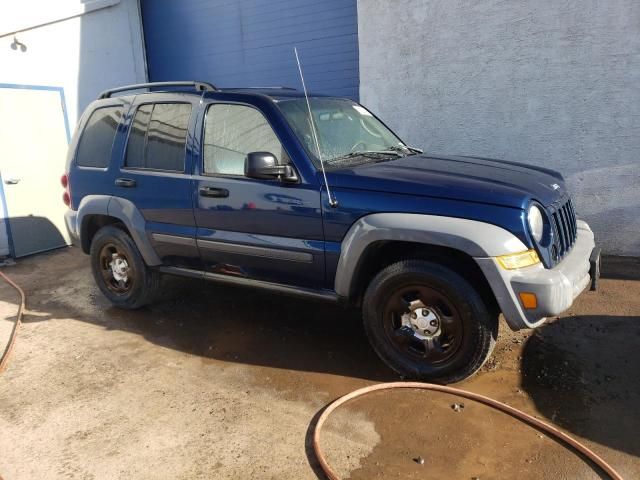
64, 81, 600, 383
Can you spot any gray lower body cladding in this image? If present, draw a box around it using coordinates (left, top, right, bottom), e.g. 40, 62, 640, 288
476, 220, 596, 330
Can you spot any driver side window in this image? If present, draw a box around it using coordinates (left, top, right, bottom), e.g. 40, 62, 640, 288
203, 104, 287, 176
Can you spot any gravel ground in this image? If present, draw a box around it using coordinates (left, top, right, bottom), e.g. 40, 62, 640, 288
0, 247, 638, 479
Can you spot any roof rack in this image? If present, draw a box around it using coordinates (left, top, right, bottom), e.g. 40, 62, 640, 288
98, 81, 217, 99
223, 86, 298, 91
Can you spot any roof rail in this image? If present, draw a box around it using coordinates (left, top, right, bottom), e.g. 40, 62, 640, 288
98, 81, 217, 99
223, 86, 298, 91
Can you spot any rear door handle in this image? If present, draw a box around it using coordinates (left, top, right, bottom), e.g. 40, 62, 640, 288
115, 178, 136, 188
199, 186, 229, 198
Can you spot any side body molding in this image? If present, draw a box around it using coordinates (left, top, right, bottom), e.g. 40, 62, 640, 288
75, 195, 161, 266
333, 213, 528, 298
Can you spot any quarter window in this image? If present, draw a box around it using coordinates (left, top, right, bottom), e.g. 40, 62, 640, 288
125, 104, 151, 169
125, 103, 192, 171
76, 106, 123, 167
203, 104, 287, 175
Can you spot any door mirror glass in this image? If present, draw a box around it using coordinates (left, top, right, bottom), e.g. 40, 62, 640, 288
245, 152, 297, 181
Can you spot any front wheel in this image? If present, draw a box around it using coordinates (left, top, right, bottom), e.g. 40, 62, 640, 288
363, 260, 498, 384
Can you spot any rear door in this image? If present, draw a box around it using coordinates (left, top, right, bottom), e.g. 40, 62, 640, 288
193, 101, 325, 288
115, 95, 199, 267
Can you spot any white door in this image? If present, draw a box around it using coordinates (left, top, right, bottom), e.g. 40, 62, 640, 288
0, 86, 71, 257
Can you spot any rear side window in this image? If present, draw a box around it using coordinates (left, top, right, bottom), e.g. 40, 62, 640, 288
76, 106, 123, 167
125, 103, 192, 172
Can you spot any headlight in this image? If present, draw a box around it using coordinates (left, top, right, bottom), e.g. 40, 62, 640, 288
527, 204, 544, 243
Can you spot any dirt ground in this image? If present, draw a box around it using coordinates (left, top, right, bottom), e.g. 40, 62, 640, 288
0, 247, 638, 480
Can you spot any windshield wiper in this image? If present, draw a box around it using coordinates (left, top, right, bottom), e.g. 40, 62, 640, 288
328, 150, 403, 164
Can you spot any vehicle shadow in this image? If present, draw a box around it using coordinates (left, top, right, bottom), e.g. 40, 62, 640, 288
17, 270, 397, 383
148, 276, 398, 381
520, 314, 640, 457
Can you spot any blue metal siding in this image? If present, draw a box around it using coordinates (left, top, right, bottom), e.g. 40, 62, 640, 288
141, 0, 359, 99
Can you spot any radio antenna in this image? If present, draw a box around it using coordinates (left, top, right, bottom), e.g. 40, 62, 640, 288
294, 47, 337, 208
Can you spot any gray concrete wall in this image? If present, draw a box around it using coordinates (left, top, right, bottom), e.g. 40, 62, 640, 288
358, 0, 640, 256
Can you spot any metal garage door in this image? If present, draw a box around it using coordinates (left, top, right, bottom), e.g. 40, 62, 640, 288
0, 85, 71, 257
141, 0, 359, 99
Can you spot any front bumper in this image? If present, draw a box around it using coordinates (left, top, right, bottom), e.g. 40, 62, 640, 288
476, 220, 597, 330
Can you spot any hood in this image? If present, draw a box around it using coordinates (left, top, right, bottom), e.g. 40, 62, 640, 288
325, 153, 566, 209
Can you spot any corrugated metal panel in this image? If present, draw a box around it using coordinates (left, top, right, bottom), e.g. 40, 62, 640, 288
141, 0, 359, 99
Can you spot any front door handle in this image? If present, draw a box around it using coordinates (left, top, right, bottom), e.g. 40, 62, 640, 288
199, 186, 229, 198
115, 178, 136, 188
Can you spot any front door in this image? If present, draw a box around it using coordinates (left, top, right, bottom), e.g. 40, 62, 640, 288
193, 102, 324, 288
0, 86, 70, 257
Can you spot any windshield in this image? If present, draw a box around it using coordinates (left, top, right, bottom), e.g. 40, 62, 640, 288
277, 98, 410, 168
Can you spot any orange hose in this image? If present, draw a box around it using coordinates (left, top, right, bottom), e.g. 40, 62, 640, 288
0, 270, 25, 373
312, 382, 624, 480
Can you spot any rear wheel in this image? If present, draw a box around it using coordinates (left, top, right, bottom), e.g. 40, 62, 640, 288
90, 225, 160, 309
363, 259, 498, 383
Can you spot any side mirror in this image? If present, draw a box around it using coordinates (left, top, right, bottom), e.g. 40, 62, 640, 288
245, 152, 297, 182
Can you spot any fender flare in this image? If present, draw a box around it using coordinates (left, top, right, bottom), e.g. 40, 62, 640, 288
333, 213, 528, 298
77, 195, 162, 266
75, 195, 110, 252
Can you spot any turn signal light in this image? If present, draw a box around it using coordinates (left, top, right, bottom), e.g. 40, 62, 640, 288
519, 292, 538, 309
496, 250, 540, 270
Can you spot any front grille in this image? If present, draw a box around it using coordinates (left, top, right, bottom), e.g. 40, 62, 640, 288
550, 198, 578, 261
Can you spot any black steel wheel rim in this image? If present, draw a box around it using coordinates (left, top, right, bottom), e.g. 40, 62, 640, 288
383, 284, 463, 365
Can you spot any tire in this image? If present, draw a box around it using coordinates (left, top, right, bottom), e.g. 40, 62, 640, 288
89, 225, 161, 309
363, 259, 498, 384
